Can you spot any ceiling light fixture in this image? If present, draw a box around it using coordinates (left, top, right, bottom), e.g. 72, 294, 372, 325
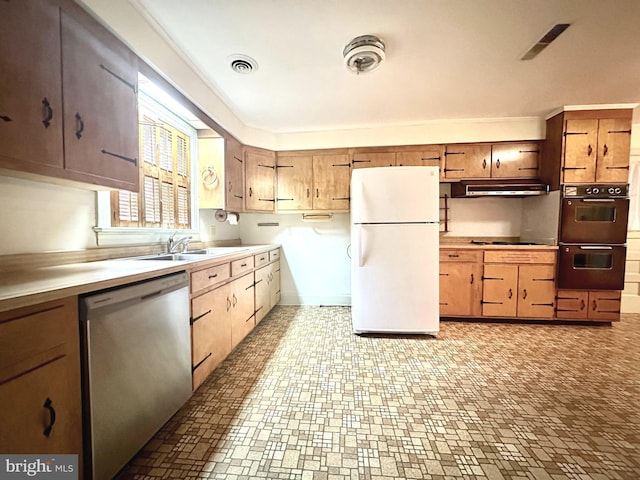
343, 35, 386, 74
228, 54, 258, 74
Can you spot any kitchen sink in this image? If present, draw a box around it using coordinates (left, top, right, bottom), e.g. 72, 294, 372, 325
137, 253, 211, 261
128, 247, 250, 261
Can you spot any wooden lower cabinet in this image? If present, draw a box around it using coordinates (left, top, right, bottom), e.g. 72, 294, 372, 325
191, 283, 232, 389
230, 273, 256, 349
556, 290, 621, 321
0, 298, 82, 461
481, 251, 556, 319
439, 261, 482, 317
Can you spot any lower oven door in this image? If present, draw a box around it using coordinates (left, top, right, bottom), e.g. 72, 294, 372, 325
558, 245, 626, 290
560, 197, 629, 244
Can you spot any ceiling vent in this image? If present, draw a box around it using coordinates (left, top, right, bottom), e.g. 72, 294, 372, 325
521, 24, 571, 60
228, 54, 258, 74
343, 35, 386, 74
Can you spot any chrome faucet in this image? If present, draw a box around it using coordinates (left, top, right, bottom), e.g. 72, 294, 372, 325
167, 232, 192, 254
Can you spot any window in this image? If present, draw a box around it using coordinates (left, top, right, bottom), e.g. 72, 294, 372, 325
110, 92, 194, 229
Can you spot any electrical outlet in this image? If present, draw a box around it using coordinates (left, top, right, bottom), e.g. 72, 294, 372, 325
210, 226, 216, 239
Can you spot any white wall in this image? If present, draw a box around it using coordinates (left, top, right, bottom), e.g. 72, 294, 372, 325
0, 176, 96, 255
239, 213, 352, 305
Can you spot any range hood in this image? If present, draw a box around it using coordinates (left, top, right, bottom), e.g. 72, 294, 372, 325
451, 180, 549, 198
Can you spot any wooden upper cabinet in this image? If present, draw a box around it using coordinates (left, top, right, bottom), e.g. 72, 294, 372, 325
61, 10, 139, 191
595, 118, 632, 183
352, 151, 396, 169
245, 149, 276, 211
490, 142, 540, 178
563, 119, 599, 183
313, 154, 351, 210
0, 0, 64, 171
396, 147, 442, 167
276, 155, 313, 211
443, 144, 491, 179
224, 137, 244, 212
542, 109, 633, 187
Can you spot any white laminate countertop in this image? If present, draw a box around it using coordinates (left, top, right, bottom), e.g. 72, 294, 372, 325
440, 243, 559, 250
0, 245, 278, 313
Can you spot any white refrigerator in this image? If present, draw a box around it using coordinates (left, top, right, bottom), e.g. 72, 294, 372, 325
351, 166, 440, 335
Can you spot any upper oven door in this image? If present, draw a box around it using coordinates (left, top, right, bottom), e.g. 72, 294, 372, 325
560, 197, 629, 244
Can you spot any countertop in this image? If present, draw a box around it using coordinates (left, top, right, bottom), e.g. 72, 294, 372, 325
0, 244, 278, 313
440, 243, 558, 250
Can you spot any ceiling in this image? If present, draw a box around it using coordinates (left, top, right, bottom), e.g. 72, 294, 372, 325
125, 0, 640, 134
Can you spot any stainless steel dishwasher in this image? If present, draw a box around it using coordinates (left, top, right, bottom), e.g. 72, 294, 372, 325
80, 272, 191, 480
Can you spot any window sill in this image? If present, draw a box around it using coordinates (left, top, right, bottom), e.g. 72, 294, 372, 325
93, 227, 200, 247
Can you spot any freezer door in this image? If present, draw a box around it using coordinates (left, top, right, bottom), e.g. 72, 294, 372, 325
351, 166, 440, 223
351, 223, 439, 334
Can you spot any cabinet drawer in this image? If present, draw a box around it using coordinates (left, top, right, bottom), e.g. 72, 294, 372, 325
254, 252, 270, 268
269, 249, 281, 262
191, 263, 230, 293
0, 298, 77, 375
484, 250, 556, 264
439, 249, 482, 263
231, 256, 254, 276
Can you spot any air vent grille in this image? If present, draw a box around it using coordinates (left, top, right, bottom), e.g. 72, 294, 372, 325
521, 23, 570, 60
228, 55, 258, 74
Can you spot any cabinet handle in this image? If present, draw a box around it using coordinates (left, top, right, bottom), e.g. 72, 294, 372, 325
603, 144, 608, 156
508, 288, 513, 299
522, 289, 527, 300
0, 115, 12, 122
241, 262, 247, 267
208, 273, 218, 279
448, 254, 459, 258
43, 397, 56, 438
74, 112, 84, 139
592, 299, 597, 311
42, 98, 53, 128
232, 294, 237, 307
228, 180, 232, 192
307, 188, 310, 198
249, 187, 253, 197
470, 273, 474, 284
580, 299, 586, 311
226, 296, 231, 312
482, 158, 487, 169
496, 158, 500, 169
587, 144, 593, 156
316, 188, 319, 198
260, 256, 265, 261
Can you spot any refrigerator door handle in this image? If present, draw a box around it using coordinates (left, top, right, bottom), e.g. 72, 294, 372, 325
355, 226, 365, 267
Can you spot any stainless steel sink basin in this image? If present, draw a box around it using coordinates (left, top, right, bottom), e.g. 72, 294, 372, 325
138, 253, 210, 261
128, 247, 250, 261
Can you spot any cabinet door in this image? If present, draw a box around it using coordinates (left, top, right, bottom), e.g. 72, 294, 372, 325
61, 11, 139, 191
230, 273, 256, 349
0, 0, 63, 171
224, 137, 245, 211
596, 119, 632, 183
255, 265, 271, 324
555, 290, 588, 319
481, 264, 518, 316
517, 265, 555, 318
197, 137, 224, 209
245, 150, 275, 211
443, 144, 491, 179
588, 291, 621, 321
439, 263, 481, 316
276, 155, 313, 211
396, 148, 442, 167
0, 356, 82, 455
491, 142, 540, 179
270, 260, 281, 307
191, 283, 232, 386
313, 154, 351, 210
563, 119, 598, 183
352, 152, 396, 169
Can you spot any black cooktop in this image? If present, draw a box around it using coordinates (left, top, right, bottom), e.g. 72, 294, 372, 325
470, 240, 539, 246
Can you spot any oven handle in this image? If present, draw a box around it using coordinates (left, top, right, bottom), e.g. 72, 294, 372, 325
579, 198, 617, 203
578, 246, 613, 250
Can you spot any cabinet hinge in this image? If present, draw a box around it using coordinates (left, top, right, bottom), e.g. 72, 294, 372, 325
444, 151, 465, 156
192, 352, 213, 372
481, 276, 504, 281
563, 131, 589, 136
99, 64, 136, 92
332, 163, 351, 167
480, 300, 503, 305
258, 164, 275, 169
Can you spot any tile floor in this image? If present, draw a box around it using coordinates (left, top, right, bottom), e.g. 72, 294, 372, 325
119, 306, 640, 479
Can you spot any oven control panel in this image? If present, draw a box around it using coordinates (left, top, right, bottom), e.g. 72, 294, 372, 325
563, 184, 628, 198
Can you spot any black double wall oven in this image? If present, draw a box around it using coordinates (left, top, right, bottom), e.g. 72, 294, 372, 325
558, 184, 628, 290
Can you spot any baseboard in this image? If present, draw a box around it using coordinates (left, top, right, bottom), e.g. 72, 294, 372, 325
280, 293, 351, 306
